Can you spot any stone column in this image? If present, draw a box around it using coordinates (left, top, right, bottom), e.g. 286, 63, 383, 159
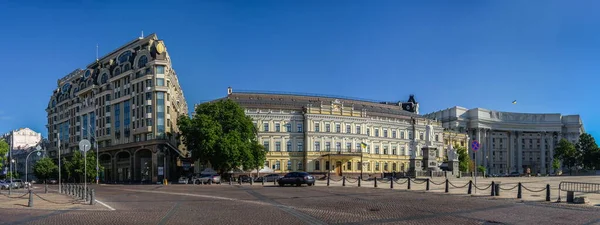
487, 129, 492, 173
540, 132, 547, 174
549, 132, 557, 174
516, 131, 523, 173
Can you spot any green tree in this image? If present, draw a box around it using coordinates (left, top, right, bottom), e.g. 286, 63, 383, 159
178, 99, 265, 175
64, 151, 102, 183
0, 140, 8, 168
554, 138, 579, 175
455, 145, 470, 172
552, 158, 560, 172
33, 157, 58, 183
576, 133, 600, 170
6, 171, 20, 179
477, 165, 485, 174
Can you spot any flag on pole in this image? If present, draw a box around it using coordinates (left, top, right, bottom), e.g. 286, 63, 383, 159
360, 142, 368, 149
512, 100, 517, 104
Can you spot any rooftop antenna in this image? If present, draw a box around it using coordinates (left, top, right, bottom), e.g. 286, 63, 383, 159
96, 44, 99, 62
140, 30, 144, 39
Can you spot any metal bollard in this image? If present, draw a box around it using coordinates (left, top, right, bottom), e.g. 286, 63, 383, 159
45, 184, 48, 194
426, 178, 430, 191
90, 189, 95, 205
229, 177, 232, 185
546, 184, 551, 202
250, 178, 253, 185
28, 189, 33, 207
273, 177, 276, 186
358, 176, 361, 187
468, 180, 472, 195
342, 176, 346, 187
374, 177, 378, 188
238, 178, 241, 185
262, 178, 265, 186
495, 183, 500, 196
85, 187, 88, 201
445, 179, 449, 193
327, 175, 330, 187
517, 182, 522, 199
390, 177, 393, 189
407, 178, 411, 190
490, 181, 495, 196
209, 179, 213, 185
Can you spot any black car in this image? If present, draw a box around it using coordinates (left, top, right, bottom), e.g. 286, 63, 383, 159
278, 172, 315, 187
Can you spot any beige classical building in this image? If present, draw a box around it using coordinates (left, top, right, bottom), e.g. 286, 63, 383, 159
217, 87, 448, 177
424, 106, 585, 175
46, 33, 188, 183
1, 128, 42, 150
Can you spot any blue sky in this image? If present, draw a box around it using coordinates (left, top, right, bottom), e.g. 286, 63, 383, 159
0, 0, 598, 139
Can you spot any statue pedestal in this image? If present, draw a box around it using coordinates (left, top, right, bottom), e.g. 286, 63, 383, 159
422, 146, 439, 171
448, 160, 459, 175
409, 158, 422, 172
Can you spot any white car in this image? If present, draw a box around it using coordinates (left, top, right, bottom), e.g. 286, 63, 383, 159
178, 177, 189, 184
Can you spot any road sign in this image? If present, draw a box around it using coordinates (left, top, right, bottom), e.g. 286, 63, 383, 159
471, 140, 480, 152
79, 139, 91, 152
36, 152, 41, 157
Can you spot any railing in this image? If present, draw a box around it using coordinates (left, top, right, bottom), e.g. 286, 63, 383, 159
557, 181, 600, 203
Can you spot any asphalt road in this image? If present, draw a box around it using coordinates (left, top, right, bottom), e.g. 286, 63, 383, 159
1, 183, 600, 225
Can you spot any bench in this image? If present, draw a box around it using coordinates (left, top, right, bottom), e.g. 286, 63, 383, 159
558, 181, 600, 203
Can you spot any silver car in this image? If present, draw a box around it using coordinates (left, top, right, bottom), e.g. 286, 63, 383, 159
192, 174, 221, 184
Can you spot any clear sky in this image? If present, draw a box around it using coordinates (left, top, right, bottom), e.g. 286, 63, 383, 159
0, 0, 598, 139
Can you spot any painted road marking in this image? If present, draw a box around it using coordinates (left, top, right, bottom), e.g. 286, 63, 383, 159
95, 199, 116, 211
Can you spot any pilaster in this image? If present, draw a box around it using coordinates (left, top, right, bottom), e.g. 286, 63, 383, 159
540, 132, 547, 174
516, 131, 523, 173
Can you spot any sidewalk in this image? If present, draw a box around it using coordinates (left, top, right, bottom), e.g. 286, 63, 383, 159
0, 189, 107, 211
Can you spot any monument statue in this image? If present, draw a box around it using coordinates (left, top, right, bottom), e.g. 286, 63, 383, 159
425, 124, 435, 146
448, 144, 458, 161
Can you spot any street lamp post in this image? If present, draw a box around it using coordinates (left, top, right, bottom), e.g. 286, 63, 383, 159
25, 145, 45, 184
79, 139, 91, 198
8, 132, 13, 195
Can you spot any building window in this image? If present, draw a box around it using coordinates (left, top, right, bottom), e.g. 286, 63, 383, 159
375, 146, 380, 154
346, 125, 351, 133
383, 129, 388, 138
392, 163, 397, 171
138, 55, 148, 68
315, 161, 320, 170
435, 134, 439, 142
367, 129, 370, 136
375, 129, 379, 137
401, 131, 405, 139
325, 142, 331, 151
263, 141, 269, 151
384, 162, 388, 171
156, 78, 165, 86
325, 161, 330, 170
392, 147, 397, 155
326, 124, 331, 132
287, 161, 292, 170
297, 142, 303, 152
264, 161, 270, 169
156, 65, 165, 74
314, 141, 321, 152
347, 161, 352, 170
275, 141, 281, 152
336, 142, 341, 152
297, 123, 303, 132
356, 125, 361, 134
156, 92, 165, 137
275, 123, 280, 132
383, 147, 388, 155
274, 161, 280, 170
286, 123, 291, 132
375, 162, 380, 171
356, 143, 361, 151
357, 162, 361, 170
401, 147, 406, 155
263, 123, 269, 132
409, 132, 413, 139
287, 141, 292, 152
419, 132, 424, 140
392, 130, 397, 138
314, 123, 320, 132
346, 143, 351, 152
335, 124, 341, 133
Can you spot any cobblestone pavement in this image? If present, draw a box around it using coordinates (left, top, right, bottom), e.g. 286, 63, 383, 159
1, 180, 600, 225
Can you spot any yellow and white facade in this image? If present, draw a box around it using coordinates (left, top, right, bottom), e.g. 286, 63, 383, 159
224, 88, 447, 177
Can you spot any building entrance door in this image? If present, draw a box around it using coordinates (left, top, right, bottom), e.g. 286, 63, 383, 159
335, 161, 342, 176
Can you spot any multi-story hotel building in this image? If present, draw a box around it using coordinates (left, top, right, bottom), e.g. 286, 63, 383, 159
1, 128, 43, 150
219, 87, 448, 177
424, 106, 585, 175
46, 33, 188, 183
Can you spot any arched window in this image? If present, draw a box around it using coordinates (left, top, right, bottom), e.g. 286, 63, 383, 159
118, 51, 132, 64
84, 70, 91, 79
124, 64, 130, 71
315, 161, 320, 170
101, 73, 108, 84
87, 80, 93, 86
392, 163, 397, 171
384, 162, 388, 171
52, 100, 56, 107
138, 55, 148, 68
375, 162, 380, 171
115, 68, 121, 76
347, 161, 352, 170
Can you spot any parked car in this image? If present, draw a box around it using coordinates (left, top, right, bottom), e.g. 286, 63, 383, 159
47, 178, 58, 184
277, 172, 315, 187
508, 172, 521, 177
193, 174, 221, 184
257, 174, 281, 182
178, 176, 190, 184
12, 179, 24, 188
239, 175, 253, 183
0, 181, 10, 190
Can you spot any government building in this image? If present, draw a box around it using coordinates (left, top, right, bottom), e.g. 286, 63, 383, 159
424, 107, 585, 175
218, 87, 455, 177
46, 33, 189, 183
